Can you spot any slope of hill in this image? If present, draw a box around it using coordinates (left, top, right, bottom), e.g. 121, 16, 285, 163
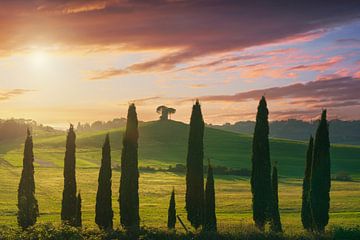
1, 120, 359, 177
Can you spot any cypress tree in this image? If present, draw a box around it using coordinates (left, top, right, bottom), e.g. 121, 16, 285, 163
185, 99, 205, 229
301, 136, 314, 231
61, 124, 77, 225
119, 103, 140, 231
204, 162, 217, 232
95, 134, 113, 230
250, 96, 273, 231
270, 163, 282, 232
167, 188, 176, 229
17, 129, 39, 229
310, 110, 331, 232
74, 192, 82, 227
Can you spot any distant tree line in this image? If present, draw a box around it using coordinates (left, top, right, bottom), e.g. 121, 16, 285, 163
213, 118, 360, 145
77, 118, 144, 132
0, 119, 55, 142
16, 97, 331, 234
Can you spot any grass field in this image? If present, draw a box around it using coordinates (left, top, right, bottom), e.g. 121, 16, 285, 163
0, 120, 359, 234
1, 120, 359, 177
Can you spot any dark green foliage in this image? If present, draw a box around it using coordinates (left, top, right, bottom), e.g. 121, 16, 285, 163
17, 129, 39, 229
204, 163, 217, 232
2, 223, 353, 240
74, 193, 82, 228
167, 188, 176, 229
119, 104, 140, 231
185, 100, 205, 229
95, 134, 113, 230
270, 164, 282, 232
310, 110, 331, 232
301, 136, 314, 230
250, 96, 273, 230
61, 124, 77, 226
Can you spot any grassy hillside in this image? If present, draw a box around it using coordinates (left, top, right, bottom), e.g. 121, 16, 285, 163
0, 120, 359, 232
1, 120, 359, 177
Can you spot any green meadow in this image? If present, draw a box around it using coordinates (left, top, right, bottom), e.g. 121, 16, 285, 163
0, 120, 359, 233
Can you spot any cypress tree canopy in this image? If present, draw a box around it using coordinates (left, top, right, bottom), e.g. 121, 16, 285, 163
95, 134, 113, 230
17, 129, 39, 229
119, 103, 140, 231
310, 110, 331, 232
301, 136, 314, 231
185, 100, 205, 229
167, 188, 176, 229
250, 96, 273, 230
204, 162, 217, 232
61, 124, 77, 226
75, 192, 82, 227
270, 164, 282, 233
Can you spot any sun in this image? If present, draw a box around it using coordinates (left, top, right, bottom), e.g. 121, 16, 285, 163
28, 50, 49, 68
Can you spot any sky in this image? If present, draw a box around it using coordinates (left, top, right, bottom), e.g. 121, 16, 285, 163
1, 0, 360, 128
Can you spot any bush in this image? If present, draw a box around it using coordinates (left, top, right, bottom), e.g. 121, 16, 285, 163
333, 172, 353, 181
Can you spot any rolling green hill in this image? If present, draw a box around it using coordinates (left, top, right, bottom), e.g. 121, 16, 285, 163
1, 120, 359, 177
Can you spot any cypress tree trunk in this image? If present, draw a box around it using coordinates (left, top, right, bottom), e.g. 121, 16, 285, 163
270, 164, 282, 232
95, 134, 113, 230
250, 96, 273, 231
17, 129, 39, 229
310, 110, 331, 232
119, 104, 140, 231
74, 192, 82, 227
204, 163, 217, 232
185, 100, 205, 229
167, 188, 176, 229
61, 124, 77, 225
301, 136, 314, 231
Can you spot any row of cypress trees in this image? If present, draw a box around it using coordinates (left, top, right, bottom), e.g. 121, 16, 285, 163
16, 97, 330, 233
301, 110, 331, 232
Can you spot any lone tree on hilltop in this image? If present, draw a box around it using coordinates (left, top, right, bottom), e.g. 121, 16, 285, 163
185, 99, 204, 229
302, 136, 314, 231
156, 105, 176, 120
119, 103, 140, 231
310, 110, 331, 232
95, 134, 113, 230
17, 129, 39, 229
61, 124, 77, 226
250, 96, 273, 231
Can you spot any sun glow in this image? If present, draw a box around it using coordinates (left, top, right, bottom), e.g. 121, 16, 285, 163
28, 50, 49, 68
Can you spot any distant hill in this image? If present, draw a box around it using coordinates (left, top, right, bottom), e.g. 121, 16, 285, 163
0, 118, 56, 142
1, 120, 359, 178
211, 119, 360, 145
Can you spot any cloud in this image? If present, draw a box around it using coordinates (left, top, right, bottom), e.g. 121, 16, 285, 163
288, 56, 343, 71
2, 1, 360, 78
0, 89, 33, 101
199, 77, 360, 109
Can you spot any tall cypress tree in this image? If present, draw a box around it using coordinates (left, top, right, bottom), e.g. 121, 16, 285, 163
250, 96, 273, 231
310, 110, 331, 232
185, 100, 205, 229
270, 164, 282, 232
74, 192, 82, 227
119, 103, 140, 231
204, 162, 217, 232
17, 129, 39, 229
301, 136, 314, 231
95, 134, 113, 230
167, 188, 176, 229
61, 124, 77, 225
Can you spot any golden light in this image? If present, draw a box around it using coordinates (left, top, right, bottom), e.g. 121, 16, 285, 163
28, 50, 49, 68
